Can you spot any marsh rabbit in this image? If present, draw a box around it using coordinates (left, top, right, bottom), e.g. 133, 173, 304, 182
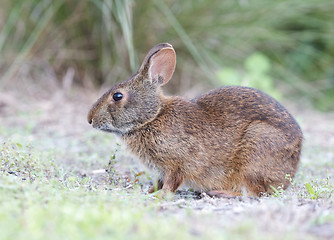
88, 43, 303, 197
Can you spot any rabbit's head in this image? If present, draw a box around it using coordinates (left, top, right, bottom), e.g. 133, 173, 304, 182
88, 43, 176, 135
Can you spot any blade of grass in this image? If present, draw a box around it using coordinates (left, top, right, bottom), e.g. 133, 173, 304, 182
154, 0, 217, 86
0, 2, 25, 53
113, 0, 138, 72
1, 0, 64, 89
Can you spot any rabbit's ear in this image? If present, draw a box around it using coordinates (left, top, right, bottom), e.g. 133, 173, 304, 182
139, 43, 176, 86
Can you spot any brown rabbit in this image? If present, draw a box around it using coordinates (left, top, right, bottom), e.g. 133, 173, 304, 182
88, 43, 303, 197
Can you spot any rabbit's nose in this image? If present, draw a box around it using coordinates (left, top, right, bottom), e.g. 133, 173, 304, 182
87, 110, 93, 124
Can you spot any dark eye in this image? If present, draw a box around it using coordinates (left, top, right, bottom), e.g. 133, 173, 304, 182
113, 92, 123, 101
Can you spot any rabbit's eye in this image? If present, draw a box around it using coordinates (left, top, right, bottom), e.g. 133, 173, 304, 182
113, 92, 123, 101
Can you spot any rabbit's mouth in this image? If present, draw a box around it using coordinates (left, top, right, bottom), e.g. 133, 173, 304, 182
91, 121, 123, 135
100, 128, 123, 135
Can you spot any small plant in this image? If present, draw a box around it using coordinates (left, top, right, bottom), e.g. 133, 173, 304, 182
132, 171, 146, 188
305, 182, 318, 200
0, 141, 41, 182
105, 154, 119, 186
304, 177, 334, 200
270, 185, 285, 198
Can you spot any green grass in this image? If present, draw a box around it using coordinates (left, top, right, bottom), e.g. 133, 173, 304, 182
1, 0, 334, 110
0, 178, 175, 240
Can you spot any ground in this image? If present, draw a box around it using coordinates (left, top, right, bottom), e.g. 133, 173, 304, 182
0, 87, 334, 240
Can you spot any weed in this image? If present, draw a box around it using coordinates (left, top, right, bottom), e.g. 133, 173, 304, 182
304, 177, 334, 200
305, 182, 318, 200
270, 185, 285, 198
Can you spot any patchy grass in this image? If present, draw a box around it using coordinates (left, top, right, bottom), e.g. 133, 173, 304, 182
0, 141, 206, 240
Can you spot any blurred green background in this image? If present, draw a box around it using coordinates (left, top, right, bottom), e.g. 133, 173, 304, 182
1, 0, 334, 111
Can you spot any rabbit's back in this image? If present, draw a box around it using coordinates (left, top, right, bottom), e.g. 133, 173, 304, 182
194, 86, 302, 139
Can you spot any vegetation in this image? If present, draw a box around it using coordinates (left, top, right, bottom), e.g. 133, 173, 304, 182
1, 1, 334, 239
1, 0, 334, 110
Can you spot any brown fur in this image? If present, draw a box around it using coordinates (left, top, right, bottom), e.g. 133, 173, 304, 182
88, 43, 303, 197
